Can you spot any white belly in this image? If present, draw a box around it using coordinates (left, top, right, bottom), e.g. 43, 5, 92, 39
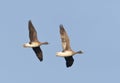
23, 42, 40, 48
56, 51, 73, 57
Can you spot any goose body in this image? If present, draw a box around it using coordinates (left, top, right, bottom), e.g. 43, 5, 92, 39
56, 50, 83, 57
23, 20, 48, 61
56, 24, 83, 67
56, 51, 74, 57
23, 42, 40, 48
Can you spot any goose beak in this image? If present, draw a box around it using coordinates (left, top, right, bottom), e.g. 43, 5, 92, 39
23, 44, 27, 48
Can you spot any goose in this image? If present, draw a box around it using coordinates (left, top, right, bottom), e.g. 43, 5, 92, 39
56, 24, 83, 67
23, 20, 48, 61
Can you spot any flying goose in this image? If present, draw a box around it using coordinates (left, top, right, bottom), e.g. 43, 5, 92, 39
56, 24, 83, 67
23, 20, 48, 61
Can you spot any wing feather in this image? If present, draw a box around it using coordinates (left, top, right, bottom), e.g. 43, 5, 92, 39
32, 47, 43, 61
60, 25, 72, 51
64, 56, 74, 67
29, 20, 38, 42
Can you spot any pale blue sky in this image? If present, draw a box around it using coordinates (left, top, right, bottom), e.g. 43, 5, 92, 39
0, 0, 120, 83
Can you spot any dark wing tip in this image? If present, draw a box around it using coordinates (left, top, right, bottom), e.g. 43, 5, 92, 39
39, 58, 43, 61
59, 24, 64, 30
59, 24, 65, 34
29, 20, 32, 23
64, 56, 74, 68
66, 62, 73, 67
32, 47, 43, 62
28, 20, 33, 27
60, 24, 63, 27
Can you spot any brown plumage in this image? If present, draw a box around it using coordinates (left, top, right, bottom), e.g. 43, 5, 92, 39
29, 20, 38, 42
56, 24, 83, 67
23, 20, 48, 61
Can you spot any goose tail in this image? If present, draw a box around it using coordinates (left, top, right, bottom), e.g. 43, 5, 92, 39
76, 50, 83, 54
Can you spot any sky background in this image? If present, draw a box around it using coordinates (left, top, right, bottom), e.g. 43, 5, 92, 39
0, 0, 120, 83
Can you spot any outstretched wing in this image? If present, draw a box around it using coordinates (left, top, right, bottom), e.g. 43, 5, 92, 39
29, 20, 38, 42
32, 47, 43, 61
60, 24, 72, 51
64, 56, 74, 67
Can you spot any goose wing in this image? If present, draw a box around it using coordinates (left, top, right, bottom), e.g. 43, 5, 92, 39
32, 47, 43, 61
64, 56, 74, 67
60, 24, 72, 51
29, 20, 38, 42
